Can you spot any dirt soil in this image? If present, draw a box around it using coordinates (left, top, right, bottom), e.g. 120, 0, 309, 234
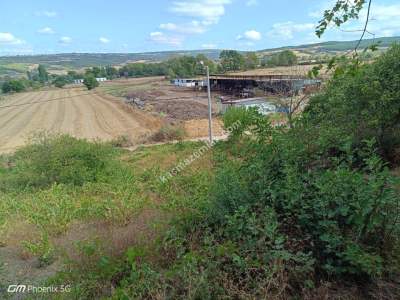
183, 118, 225, 138
103, 77, 222, 121
0, 87, 162, 153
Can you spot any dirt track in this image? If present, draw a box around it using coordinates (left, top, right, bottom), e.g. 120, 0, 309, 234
0, 87, 160, 153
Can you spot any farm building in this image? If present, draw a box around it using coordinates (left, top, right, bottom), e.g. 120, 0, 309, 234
173, 78, 207, 88
209, 74, 321, 96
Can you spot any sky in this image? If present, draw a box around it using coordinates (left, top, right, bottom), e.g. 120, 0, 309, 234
0, 0, 399, 55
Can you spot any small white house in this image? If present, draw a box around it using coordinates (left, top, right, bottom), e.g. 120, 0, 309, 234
74, 79, 84, 84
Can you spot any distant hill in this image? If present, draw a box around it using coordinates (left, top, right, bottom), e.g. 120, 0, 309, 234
259, 36, 400, 53
0, 50, 222, 70
0, 36, 399, 77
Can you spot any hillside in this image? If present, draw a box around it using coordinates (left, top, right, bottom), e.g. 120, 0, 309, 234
0, 36, 399, 77
259, 36, 400, 53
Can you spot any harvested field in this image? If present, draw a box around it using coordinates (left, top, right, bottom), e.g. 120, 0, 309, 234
0, 87, 161, 153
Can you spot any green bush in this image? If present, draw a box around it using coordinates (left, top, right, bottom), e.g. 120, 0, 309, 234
0, 134, 118, 191
83, 74, 99, 90
305, 44, 400, 163
1, 79, 27, 93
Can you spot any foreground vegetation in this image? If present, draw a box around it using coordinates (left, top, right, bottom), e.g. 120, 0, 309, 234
0, 45, 399, 299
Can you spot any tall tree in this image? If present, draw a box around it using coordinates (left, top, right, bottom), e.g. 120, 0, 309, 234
244, 52, 259, 70
219, 50, 245, 72
38, 64, 49, 83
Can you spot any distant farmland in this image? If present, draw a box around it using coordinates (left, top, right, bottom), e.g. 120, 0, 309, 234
1, 36, 399, 77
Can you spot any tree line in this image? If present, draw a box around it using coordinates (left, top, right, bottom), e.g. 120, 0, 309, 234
1, 50, 300, 94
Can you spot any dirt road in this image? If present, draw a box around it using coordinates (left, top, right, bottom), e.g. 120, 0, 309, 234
0, 87, 160, 153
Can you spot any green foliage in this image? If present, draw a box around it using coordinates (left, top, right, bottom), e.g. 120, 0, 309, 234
119, 62, 166, 78
38, 64, 49, 83
119, 54, 216, 79
264, 50, 298, 67
223, 106, 272, 140
83, 74, 99, 90
219, 50, 245, 72
22, 233, 55, 267
52, 75, 70, 88
0, 134, 117, 191
1, 79, 27, 93
244, 52, 259, 69
305, 44, 400, 162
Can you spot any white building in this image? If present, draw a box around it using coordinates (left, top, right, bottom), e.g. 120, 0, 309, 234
173, 79, 207, 88
74, 77, 108, 84
74, 79, 84, 84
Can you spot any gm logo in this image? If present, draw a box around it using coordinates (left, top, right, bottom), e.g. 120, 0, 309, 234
7, 285, 27, 293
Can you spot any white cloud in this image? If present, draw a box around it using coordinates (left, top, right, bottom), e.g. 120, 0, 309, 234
38, 27, 55, 34
0, 32, 23, 45
170, 0, 231, 25
35, 10, 57, 17
59, 36, 72, 44
202, 43, 217, 49
99, 37, 110, 44
361, 3, 400, 37
246, 0, 258, 7
237, 30, 262, 41
149, 32, 183, 46
160, 23, 178, 31
160, 20, 206, 34
268, 22, 315, 40
156, 0, 231, 42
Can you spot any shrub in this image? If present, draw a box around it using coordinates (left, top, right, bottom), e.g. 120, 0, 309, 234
83, 74, 99, 90
1, 79, 27, 93
150, 124, 186, 142
110, 135, 133, 148
53, 75, 69, 88
0, 133, 118, 191
305, 44, 400, 163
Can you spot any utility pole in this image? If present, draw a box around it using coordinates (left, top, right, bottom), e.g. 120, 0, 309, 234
206, 65, 213, 144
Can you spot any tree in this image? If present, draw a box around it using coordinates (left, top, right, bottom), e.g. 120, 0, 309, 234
195, 54, 216, 75
219, 50, 245, 72
272, 66, 314, 127
105, 65, 119, 79
305, 44, 400, 161
244, 52, 259, 70
38, 64, 49, 83
53, 76, 68, 88
1, 79, 26, 93
265, 50, 298, 67
83, 74, 99, 90
67, 70, 82, 80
